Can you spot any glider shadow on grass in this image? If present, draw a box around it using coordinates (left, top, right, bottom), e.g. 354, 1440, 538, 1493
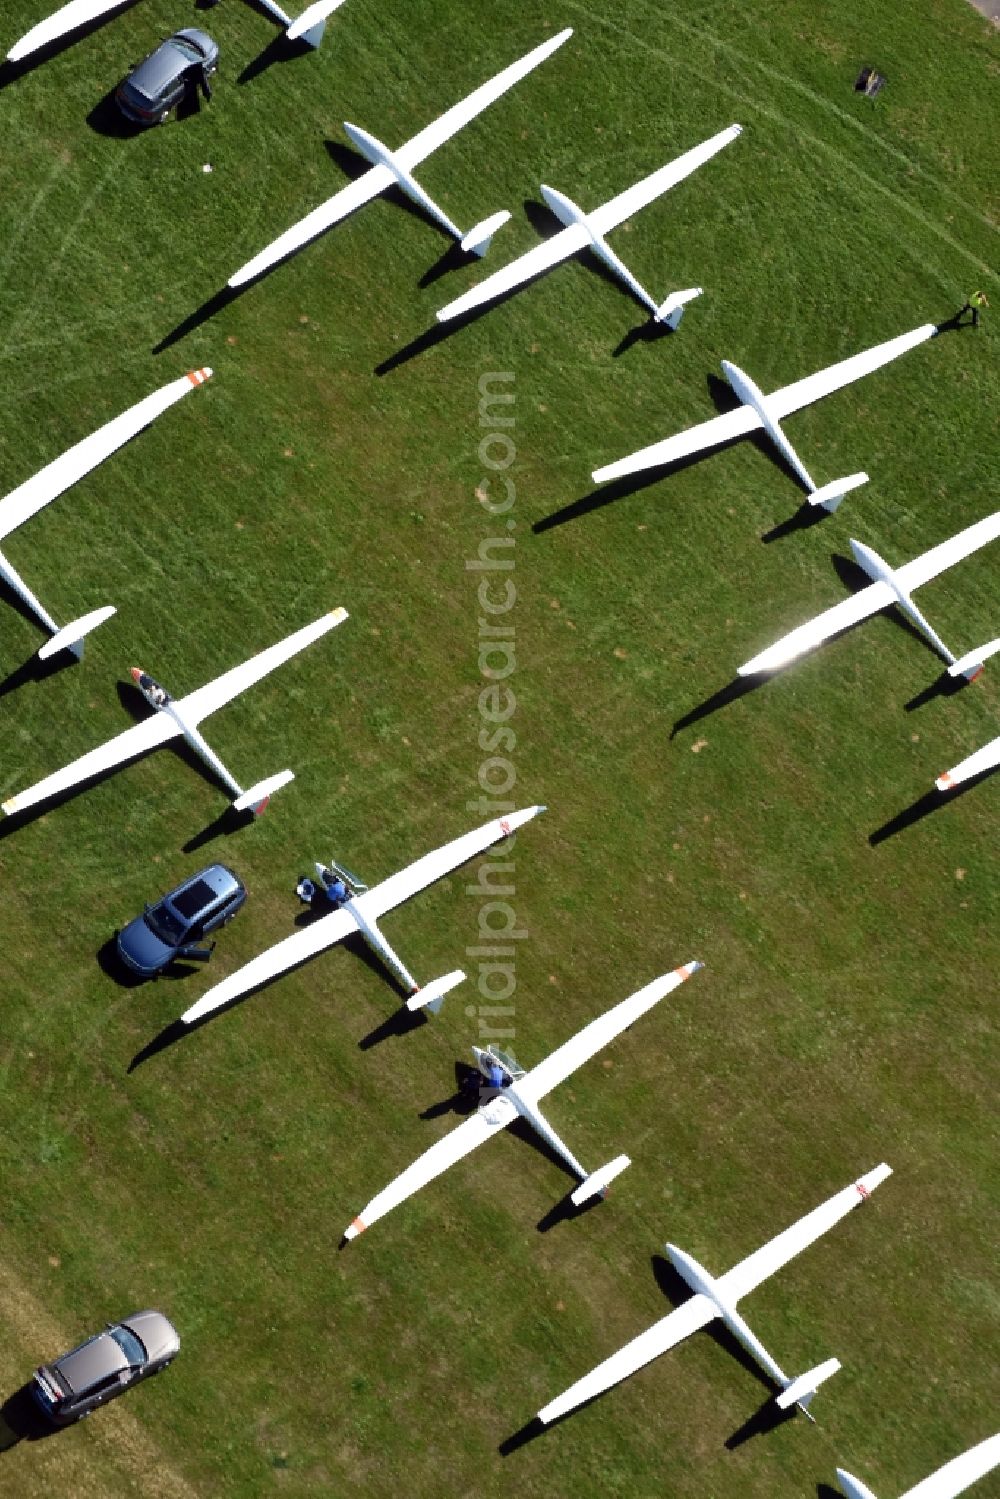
870, 762, 998, 845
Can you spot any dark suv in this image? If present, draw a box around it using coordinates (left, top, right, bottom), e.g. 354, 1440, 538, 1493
32, 1311, 180, 1424
115, 29, 219, 125
117, 863, 246, 976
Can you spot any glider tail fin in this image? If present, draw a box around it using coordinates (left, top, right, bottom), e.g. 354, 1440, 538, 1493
570, 1154, 631, 1206
775, 1357, 841, 1421
948, 636, 1000, 682
807, 472, 869, 514
406, 970, 466, 1015
232, 769, 296, 816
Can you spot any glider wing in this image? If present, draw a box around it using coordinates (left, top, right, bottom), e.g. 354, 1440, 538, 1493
901, 1434, 1000, 1499
7, 0, 126, 61
179, 608, 348, 726
181, 906, 360, 1025
516, 963, 701, 1105
2, 713, 179, 818
343, 1095, 518, 1239
718, 1163, 892, 1304
394, 29, 573, 171
587, 123, 743, 235
737, 580, 896, 676
357, 806, 545, 920
0, 370, 212, 542
592, 406, 761, 485
768, 325, 937, 423
228, 169, 396, 287
436, 223, 591, 321
538, 1293, 718, 1424
936, 736, 1000, 791
896, 512, 1000, 593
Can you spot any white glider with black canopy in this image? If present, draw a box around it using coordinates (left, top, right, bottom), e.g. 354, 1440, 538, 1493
343, 964, 703, 1240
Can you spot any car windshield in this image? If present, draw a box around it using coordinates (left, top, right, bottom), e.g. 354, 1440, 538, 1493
109, 1325, 147, 1367
144, 901, 186, 944
173, 37, 206, 62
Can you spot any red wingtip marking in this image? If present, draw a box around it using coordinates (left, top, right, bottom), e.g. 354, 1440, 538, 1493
256, 797, 270, 816
351, 1217, 367, 1234
938, 772, 954, 789
969, 666, 984, 681
674, 965, 691, 980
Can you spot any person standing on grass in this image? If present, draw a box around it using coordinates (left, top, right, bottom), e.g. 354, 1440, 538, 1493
957, 291, 988, 328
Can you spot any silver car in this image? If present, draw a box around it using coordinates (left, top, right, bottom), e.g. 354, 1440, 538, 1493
31, 1311, 180, 1423
115, 29, 218, 125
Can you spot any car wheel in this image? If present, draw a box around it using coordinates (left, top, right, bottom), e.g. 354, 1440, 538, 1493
158, 109, 171, 124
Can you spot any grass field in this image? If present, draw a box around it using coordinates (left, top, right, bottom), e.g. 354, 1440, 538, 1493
0, 1, 997, 1495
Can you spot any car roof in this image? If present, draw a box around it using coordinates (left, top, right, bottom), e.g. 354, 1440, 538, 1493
55, 1332, 127, 1395
127, 30, 215, 101
168, 864, 243, 907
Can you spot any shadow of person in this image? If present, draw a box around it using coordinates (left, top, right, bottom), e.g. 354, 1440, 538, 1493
419, 1062, 480, 1119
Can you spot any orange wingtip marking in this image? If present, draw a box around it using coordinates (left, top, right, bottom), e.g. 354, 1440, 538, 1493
350, 1217, 367, 1234
938, 772, 954, 789
185, 367, 211, 386
674, 965, 691, 980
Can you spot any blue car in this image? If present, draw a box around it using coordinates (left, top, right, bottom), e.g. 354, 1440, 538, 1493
117, 865, 246, 977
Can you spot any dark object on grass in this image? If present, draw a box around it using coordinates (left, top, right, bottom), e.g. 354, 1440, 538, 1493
854, 66, 886, 99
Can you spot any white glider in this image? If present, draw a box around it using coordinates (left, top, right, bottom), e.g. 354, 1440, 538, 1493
737, 512, 1000, 678
537, 1163, 892, 1425
181, 806, 546, 1025
592, 323, 938, 512
436, 123, 742, 327
0, 368, 212, 661
227, 28, 573, 288
2, 606, 347, 820
255, 0, 349, 49
343, 964, 702, 1241
837, 1432, 1000, 1499
6, 0, 129, 62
